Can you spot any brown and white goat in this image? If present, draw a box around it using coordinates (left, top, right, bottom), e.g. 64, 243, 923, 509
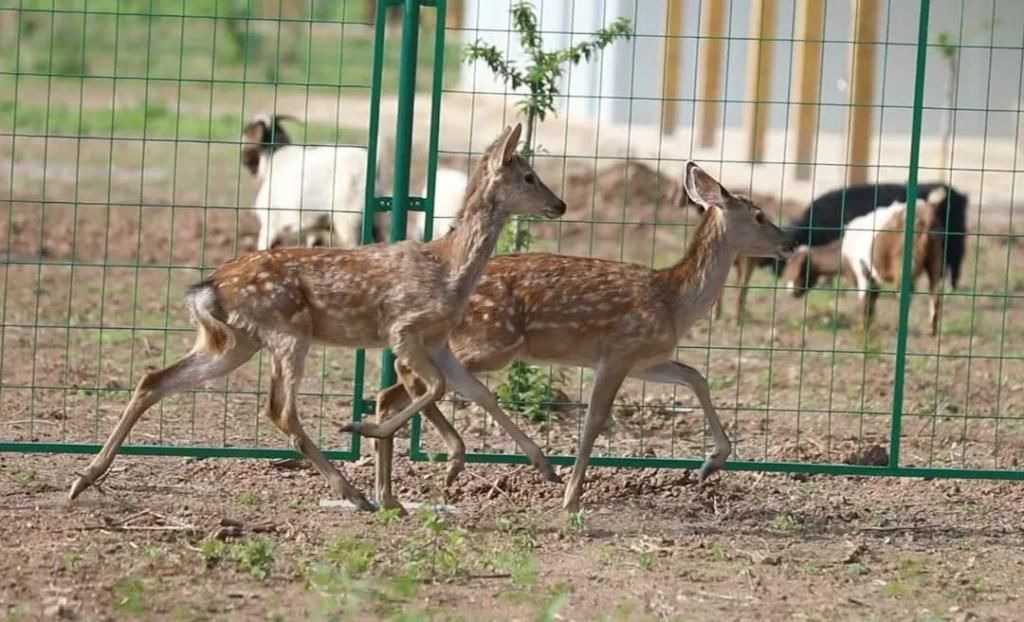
840, 187, 948, 335
68, 125, 567, 509
346, 162, 798, 514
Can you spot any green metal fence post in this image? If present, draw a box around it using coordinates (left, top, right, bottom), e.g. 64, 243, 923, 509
889, 0, 932, 472
350, 0, 396, 440
377, 0, 423, 399
409, 0, 448, 461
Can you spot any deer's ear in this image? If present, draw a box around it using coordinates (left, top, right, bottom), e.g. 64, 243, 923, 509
488, 124, 522, 173
502, 123, 523, 164
682, 161, 726, 210
488, 125, 512, 173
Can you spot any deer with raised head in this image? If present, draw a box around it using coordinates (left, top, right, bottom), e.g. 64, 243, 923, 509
68, 124, 567, 509
348, 162, 798, 513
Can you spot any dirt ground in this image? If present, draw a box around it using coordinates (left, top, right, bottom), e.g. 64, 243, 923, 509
3, 454, 1024, 621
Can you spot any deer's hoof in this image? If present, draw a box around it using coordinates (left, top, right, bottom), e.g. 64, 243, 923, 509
379, 496, 409, 516
351, 494, 379, 512
539, 462, 563, 485
339, 421, 361, 435
445, 457, 466, 488
697, 461, 722, 485
68, 475, 91, 501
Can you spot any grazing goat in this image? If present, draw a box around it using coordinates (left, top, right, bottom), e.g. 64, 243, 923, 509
241, 113, 378, 250
348, 162, 798, 514
69, 125, 567, 509
410, 167, 469, 241
840, 187, 948, 335
718, 182, 969, 319
788, 182, 967, 288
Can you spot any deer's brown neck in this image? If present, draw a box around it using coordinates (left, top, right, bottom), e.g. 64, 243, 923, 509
433, 189, 508, 305
658, 207, 736, 314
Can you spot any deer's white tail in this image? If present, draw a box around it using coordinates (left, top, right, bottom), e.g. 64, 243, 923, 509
185, 282, 236, 355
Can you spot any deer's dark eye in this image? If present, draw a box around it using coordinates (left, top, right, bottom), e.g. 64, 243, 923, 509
755, 211, 766, 224
524, 173, 536, 184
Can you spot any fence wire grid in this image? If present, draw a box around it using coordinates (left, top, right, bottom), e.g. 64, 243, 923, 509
1, 0, 1022, 481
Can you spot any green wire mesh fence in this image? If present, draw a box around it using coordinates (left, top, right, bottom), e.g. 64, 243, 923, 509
1, 0, 1023, 481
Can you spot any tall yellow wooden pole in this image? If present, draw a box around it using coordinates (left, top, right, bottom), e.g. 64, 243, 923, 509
789, 0, 825, 180
744, 0, 779, 162
446, 0, 463, 31
845, 0, 880, 185
698, 0, 727, 148
661, 0, 685, 135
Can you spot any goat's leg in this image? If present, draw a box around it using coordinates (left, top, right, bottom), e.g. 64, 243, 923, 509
864, 288, 880, 334
633, 361, 731, 483
69, 343, 258, 500
266, 340, 375, 511
431, 347, 561, 485
561, 363, 629, 514
927, 242, 944, 336
735, 257, 754, 320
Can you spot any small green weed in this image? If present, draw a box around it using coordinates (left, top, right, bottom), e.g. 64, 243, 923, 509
566, 511, 587, 535
482, 547, 539, 588
770, 514, 800, 534
846, 562, 869, 576
400, 508, 468, 582
239, 491, 259, 507
231, 538, 274, 580
112, 577, 147, 616
199, 539, 227, 570
322, 536, 376, 577
885, 581, 912, 599
377, 507, 403, 527
708, 541, 728, 562
15, 470, 37, 486
497, 361, 563, 424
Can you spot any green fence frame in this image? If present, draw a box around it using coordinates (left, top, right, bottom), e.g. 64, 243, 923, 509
2, 0, 1023, 482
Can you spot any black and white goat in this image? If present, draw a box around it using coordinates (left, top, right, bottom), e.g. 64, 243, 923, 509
241, 113, 376, 250
786, 182, 968, 289
719, 181, 969, 320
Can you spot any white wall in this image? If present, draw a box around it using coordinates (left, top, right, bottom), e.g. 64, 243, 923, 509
457, 0, 1024, 139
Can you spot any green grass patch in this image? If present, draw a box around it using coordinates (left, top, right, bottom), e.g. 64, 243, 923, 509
0, 98, 365, 146
1, 3, 460, 93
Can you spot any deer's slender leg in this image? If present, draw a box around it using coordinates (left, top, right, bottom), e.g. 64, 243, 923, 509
562, 362, 629, 513
69, 341, 259, 500
341, 334, 447, 440
372, 384, 407, 513
266, 336, 375, 511
633, 361, 731, 483
373, 377, 466, 512
394, 363, 467, 486
432, 346, 561, 484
